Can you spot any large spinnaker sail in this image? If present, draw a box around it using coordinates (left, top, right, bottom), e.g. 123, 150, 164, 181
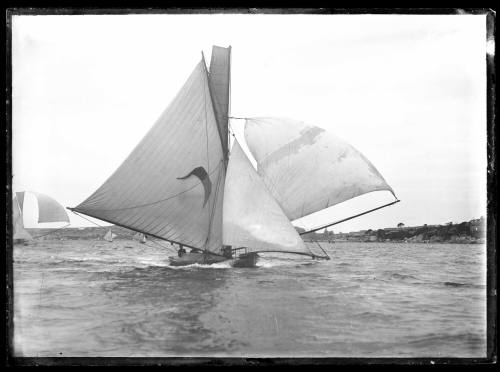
13, 195, 33, 241
244, 117, 396, 221
72, 59, 225, 253
208, 46, 231, 158
222, 140, 312, 256
13, 191, 69, 227
32, 192, 70, 223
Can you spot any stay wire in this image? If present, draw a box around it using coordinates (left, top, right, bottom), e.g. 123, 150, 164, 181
32, 223, 71, 239
74, 162, 223, 212
73, 207, 176, 253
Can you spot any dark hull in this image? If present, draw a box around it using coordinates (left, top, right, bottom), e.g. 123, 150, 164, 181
169, 251, 259, 268
232, 252, 259, 268
168, 252, 228, 266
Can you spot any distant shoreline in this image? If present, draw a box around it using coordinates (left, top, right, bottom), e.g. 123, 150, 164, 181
298, 216, 486, 245
20, 217, 486, 246
309, 239, 486, 245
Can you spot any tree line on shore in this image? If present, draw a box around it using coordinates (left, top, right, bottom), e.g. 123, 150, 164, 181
296, 216, 486, 244
26, 216, 486, 244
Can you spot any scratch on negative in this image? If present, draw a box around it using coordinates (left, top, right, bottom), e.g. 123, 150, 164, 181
274, 314, 279, 333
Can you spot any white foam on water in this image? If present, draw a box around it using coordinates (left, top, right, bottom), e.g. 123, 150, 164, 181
137, 258, 170, 267
159, 262, 233, 270
256, 260, 281, 268
256, 256, 316, 268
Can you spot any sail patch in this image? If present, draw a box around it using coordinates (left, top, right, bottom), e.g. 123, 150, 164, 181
177, 167, 212, 207
261, 126, 325, 167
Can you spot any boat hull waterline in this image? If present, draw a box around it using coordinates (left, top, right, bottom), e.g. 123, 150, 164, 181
168, 252, 259, 268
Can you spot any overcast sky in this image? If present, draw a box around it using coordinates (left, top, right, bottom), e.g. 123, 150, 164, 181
11, 14, 488, 232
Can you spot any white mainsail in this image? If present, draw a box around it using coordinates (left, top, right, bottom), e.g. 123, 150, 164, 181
13, 195, 33, 241
70, 47, 397, 262
223, 140, 312, 256
244, 117, 396, 221
71, 59, 225, 253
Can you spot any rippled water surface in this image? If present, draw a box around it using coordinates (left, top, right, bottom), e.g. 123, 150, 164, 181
13, 240, 486, 357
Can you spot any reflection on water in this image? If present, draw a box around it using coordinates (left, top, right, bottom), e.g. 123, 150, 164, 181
13, 240, 486, 357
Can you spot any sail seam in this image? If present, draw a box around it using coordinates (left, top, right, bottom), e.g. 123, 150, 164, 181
108, 93, 205, 211
71, 209, 207, 251
289, 187, 395, 221
203, 53, 226, 157
75, 162, 223, 212
75, 64, 204, 210
204, 161, 223, 250
203, 60, 212, 247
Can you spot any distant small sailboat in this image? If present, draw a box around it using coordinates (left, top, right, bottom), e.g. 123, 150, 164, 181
69, 46, 398, 267
12, 191, 70, 243
103, 229, 117, 242
134, 232, 147, 244
12, 194, 33, 243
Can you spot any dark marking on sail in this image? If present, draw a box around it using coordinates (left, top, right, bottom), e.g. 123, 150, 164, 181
261, 126, 325, 166
177, 167, 212, 207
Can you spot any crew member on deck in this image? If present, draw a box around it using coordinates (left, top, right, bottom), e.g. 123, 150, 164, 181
178, 244, 186, 257
222, 245, 233, 259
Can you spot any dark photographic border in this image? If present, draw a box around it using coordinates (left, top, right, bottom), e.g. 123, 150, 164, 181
4, 7, 496, 366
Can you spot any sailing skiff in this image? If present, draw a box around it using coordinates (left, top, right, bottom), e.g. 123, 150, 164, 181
69, 45, 398, 267
13, 191, 70, 243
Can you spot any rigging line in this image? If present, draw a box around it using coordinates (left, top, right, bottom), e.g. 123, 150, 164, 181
72, 207, 201, 249
148, 237, 177, 252
73, 162, 223, 212
201, 66, 213, 242
203, 62, 211, 176
70, 210, 106, 254
228, 116, 249, 120
204, 161, 223, 250
202, 53, 226, 157
76, 210, 172, 253
71, 210, 107, 228
210, 165, 223, 226
227, 121, 237, 139
299, 199, 401, 236
70, 204, 222, 254
32, 223, 71, 239
228, 118, 242, 132
313, 240, 331, 260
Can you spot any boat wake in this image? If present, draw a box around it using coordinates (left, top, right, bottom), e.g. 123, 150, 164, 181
162, 262, 232, 270
256, 256, 320, 269
139, 258, 315, 270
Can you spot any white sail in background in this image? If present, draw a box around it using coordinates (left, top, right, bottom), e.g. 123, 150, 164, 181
134, 232, 147, 243
13, 195, 33, 241
72, 59, 225, 253
244, 117, 396, 221
223, 141, 312, 256
31, 192, 70, 223
103, 229, 117, 242
12, 191, 69, 238
16, 191, 70, 223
